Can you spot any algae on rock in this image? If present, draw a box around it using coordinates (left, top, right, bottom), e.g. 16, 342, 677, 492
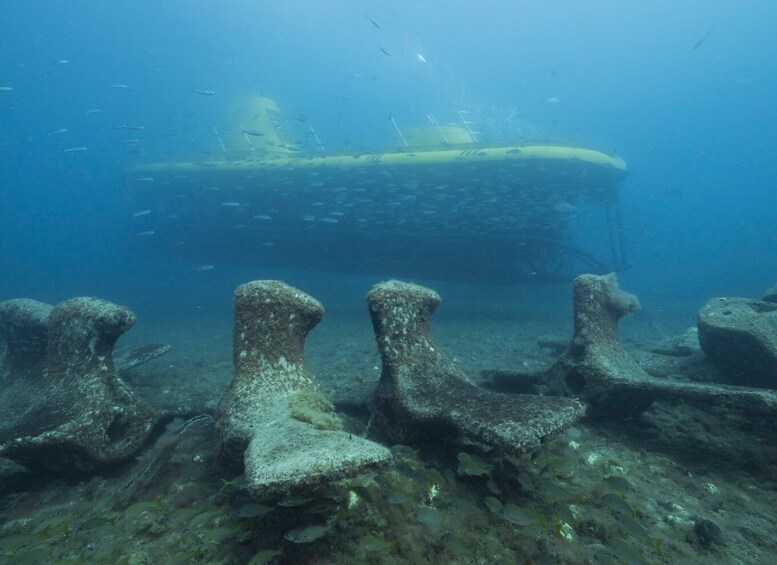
215, 280, 391, 498
288, 389, 343, 431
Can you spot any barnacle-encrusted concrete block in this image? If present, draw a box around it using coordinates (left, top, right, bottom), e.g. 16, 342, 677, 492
542, 274, 777, 420
0, 298, 51, 379
541, 273, 655, 419
697, 297, 777, 388
0, 297, 159, 474
215, 281, 391, 498
367, 280, 585, 454
0, 299, 53, 438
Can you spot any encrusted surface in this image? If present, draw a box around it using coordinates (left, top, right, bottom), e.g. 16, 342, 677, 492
216, 280, 391, 498
0, 298, 52, 379
216, 280, 325, 459
368, 280, 585, 454
244, 407, 390, 498
541, 273, 654, 419
541, 274, 777, 420
0, 297, 158, 474
698, 297, 777, 388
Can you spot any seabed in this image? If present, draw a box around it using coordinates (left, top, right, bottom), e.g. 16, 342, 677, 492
2, 286, 777, 565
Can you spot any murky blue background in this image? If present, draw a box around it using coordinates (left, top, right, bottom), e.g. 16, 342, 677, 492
1, 1, 776, 322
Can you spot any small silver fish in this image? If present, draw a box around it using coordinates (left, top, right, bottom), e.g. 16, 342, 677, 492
62, 146, 87, 153
193, 88, 216, 96
132, 210, 151, 217
50, 59, 69, 66
240, 127, 265, 137
693, 27, 713, 50
358, 534, 395, 552
284, 525, 330, 544
0, 86, 13, 92
47, 128, 67, 136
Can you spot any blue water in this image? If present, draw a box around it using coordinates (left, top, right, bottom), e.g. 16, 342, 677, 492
1, 0, 776, 319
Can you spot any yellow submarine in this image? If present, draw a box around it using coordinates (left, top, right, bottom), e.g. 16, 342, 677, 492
126, 97, 628, 283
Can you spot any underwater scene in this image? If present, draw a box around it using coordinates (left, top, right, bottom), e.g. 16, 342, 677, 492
2, 1, 777, 564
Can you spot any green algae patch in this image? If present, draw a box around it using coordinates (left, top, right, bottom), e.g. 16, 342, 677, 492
287, 389, 342, 431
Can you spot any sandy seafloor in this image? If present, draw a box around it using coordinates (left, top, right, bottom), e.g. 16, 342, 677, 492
2, 284, 777, 565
